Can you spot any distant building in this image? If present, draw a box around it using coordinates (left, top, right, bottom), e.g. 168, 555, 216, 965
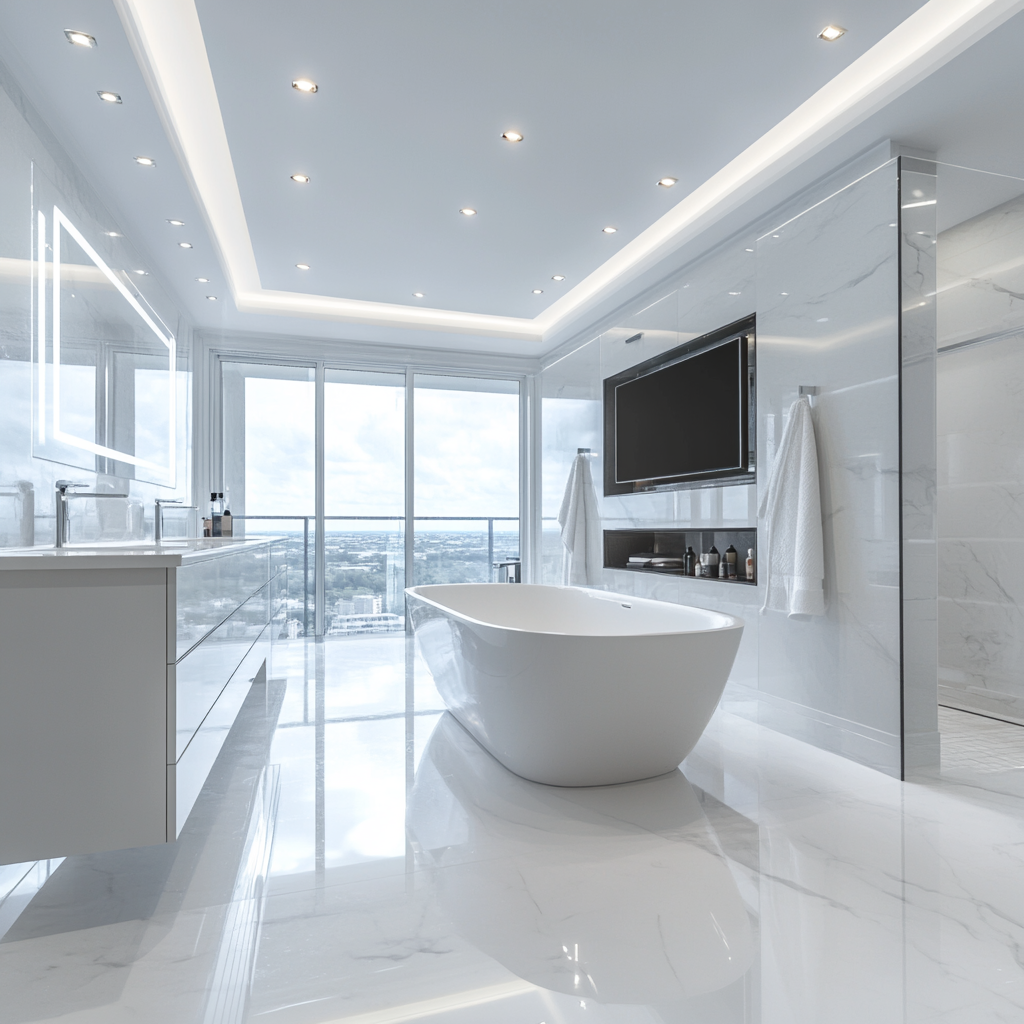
352, 593, 382, 614
326, 612, 403, 635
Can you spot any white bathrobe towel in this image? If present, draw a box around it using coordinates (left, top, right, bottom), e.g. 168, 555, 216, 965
758, 396, 826, 617
558, 453, 602, 586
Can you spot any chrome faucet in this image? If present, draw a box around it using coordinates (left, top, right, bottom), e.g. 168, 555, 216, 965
54, 481, 128, 548
154, 499, 197, 542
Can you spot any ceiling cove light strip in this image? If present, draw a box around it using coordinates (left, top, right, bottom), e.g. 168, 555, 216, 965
114, 0, 1024, 343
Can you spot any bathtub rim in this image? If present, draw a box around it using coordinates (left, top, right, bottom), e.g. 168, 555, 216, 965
404, 582, 744, 639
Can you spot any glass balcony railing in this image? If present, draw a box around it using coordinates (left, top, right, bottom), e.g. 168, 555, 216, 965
235, 515, 520, 638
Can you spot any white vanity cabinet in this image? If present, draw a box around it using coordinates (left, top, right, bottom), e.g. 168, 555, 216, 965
0, 538, 281, 864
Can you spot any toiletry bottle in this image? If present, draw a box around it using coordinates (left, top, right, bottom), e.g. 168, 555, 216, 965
221, 491, 232, 538
746, 548, 755, 581
719, 558, 728, 578
725, 544, 737, 578
202, 515, 212, 538
708, 546, 720, 573
210, 492, 222, 538
684, 546, 696, 576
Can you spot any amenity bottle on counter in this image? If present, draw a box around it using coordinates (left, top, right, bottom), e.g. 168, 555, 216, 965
684, 546, 696, 576
746, 548, 755, 581
221, 492, 233, 538
210, 492, 222, 537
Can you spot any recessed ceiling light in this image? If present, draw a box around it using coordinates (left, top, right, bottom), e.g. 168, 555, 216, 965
532, 289, 543, 294
206, 295, 218, 301
167, 219, 184, 226
501, 130, 523, 143
781, 291, 789, 296
657, 177, 677, 188
133, 269, 147, 275
459, 208, 477, 216
196, 277, 210, 283
104, 231, 121, 237
178, 241, 192, 248
292, 78, 318, 94
295, 263, 310, 270
412, 292, 424, 298
745, 247, 754, 252
552, 275, 565, 281
729, 291, 741, 295
134, 156, 156, 167
65, 29, 96, 48
818, 24, 847, 41
602, 226, 617, 234
97, 91, 121, 104
291, 173, 310, 184
816, 316, 829, 322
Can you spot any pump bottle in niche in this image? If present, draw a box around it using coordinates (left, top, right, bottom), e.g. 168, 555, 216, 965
746, 548, 755, 581
725, 544, 737, 579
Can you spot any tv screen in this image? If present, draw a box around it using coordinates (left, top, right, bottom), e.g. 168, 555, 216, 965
604, 318, 754, 495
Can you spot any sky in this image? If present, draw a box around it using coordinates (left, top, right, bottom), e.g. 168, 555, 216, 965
242, 375, 520, 528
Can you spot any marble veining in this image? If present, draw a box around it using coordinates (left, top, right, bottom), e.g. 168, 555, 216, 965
2, 635, 1024, 1022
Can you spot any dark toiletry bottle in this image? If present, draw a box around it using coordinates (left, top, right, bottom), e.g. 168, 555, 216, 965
210, 491, 222, 537
725, 544, 737, 578
684, 546, 696, 576
708, 546, 720, 569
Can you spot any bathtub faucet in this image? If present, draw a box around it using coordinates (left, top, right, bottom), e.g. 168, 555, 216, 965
493, 559, 521, 583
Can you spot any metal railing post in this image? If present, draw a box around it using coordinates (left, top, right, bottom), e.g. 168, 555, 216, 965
488, 518, 494, 582
303, 516, 310, 637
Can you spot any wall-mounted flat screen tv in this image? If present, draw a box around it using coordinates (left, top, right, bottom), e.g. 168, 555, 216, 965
603, 315, 755, 496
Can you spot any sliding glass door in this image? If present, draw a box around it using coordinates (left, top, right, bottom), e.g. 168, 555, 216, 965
220, 361, 521, 637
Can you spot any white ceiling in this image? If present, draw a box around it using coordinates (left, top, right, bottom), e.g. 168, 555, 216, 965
0, 0, 1022, 357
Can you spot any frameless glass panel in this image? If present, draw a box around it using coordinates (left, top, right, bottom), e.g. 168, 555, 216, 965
413, 374, 520, 584
324, 369, 405, 635
222, 362, 316, 637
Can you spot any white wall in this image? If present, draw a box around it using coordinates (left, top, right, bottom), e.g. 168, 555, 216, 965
540, 144, 938, 777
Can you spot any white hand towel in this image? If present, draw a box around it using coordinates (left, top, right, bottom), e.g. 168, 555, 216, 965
758, 396, 826, 617
558, 453, 602, 586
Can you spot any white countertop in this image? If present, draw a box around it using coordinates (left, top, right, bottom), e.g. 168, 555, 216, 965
0, 537, 282, 571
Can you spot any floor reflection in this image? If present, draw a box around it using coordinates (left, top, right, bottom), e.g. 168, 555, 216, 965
410, 713, 757, 1018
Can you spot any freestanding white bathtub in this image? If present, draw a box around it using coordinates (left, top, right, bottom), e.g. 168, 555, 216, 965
405, 584, 744, 786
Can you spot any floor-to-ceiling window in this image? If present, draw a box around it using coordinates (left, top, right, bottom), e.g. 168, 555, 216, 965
324, 369, 405, 636
221, 361, 317, 636
219, 359, 522, 637
413, 374, 520, 585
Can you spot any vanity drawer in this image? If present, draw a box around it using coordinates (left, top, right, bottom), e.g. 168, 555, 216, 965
170, 582, 270, 761
168, 625, 270, 838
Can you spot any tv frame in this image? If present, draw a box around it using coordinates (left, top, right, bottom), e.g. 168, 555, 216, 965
603, 314, 756, 496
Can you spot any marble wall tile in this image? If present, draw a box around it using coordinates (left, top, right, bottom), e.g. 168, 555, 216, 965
938, 281, 1024, 721
756, 158, 903, 776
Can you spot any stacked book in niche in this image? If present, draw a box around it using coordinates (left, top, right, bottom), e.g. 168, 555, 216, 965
626, 553, 685, 569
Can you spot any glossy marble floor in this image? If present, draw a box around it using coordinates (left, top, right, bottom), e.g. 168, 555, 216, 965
2, 638, 1024, 1023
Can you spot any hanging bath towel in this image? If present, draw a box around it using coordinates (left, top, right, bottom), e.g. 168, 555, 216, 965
758, 396, 826, 617
558, 452, 602, 586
